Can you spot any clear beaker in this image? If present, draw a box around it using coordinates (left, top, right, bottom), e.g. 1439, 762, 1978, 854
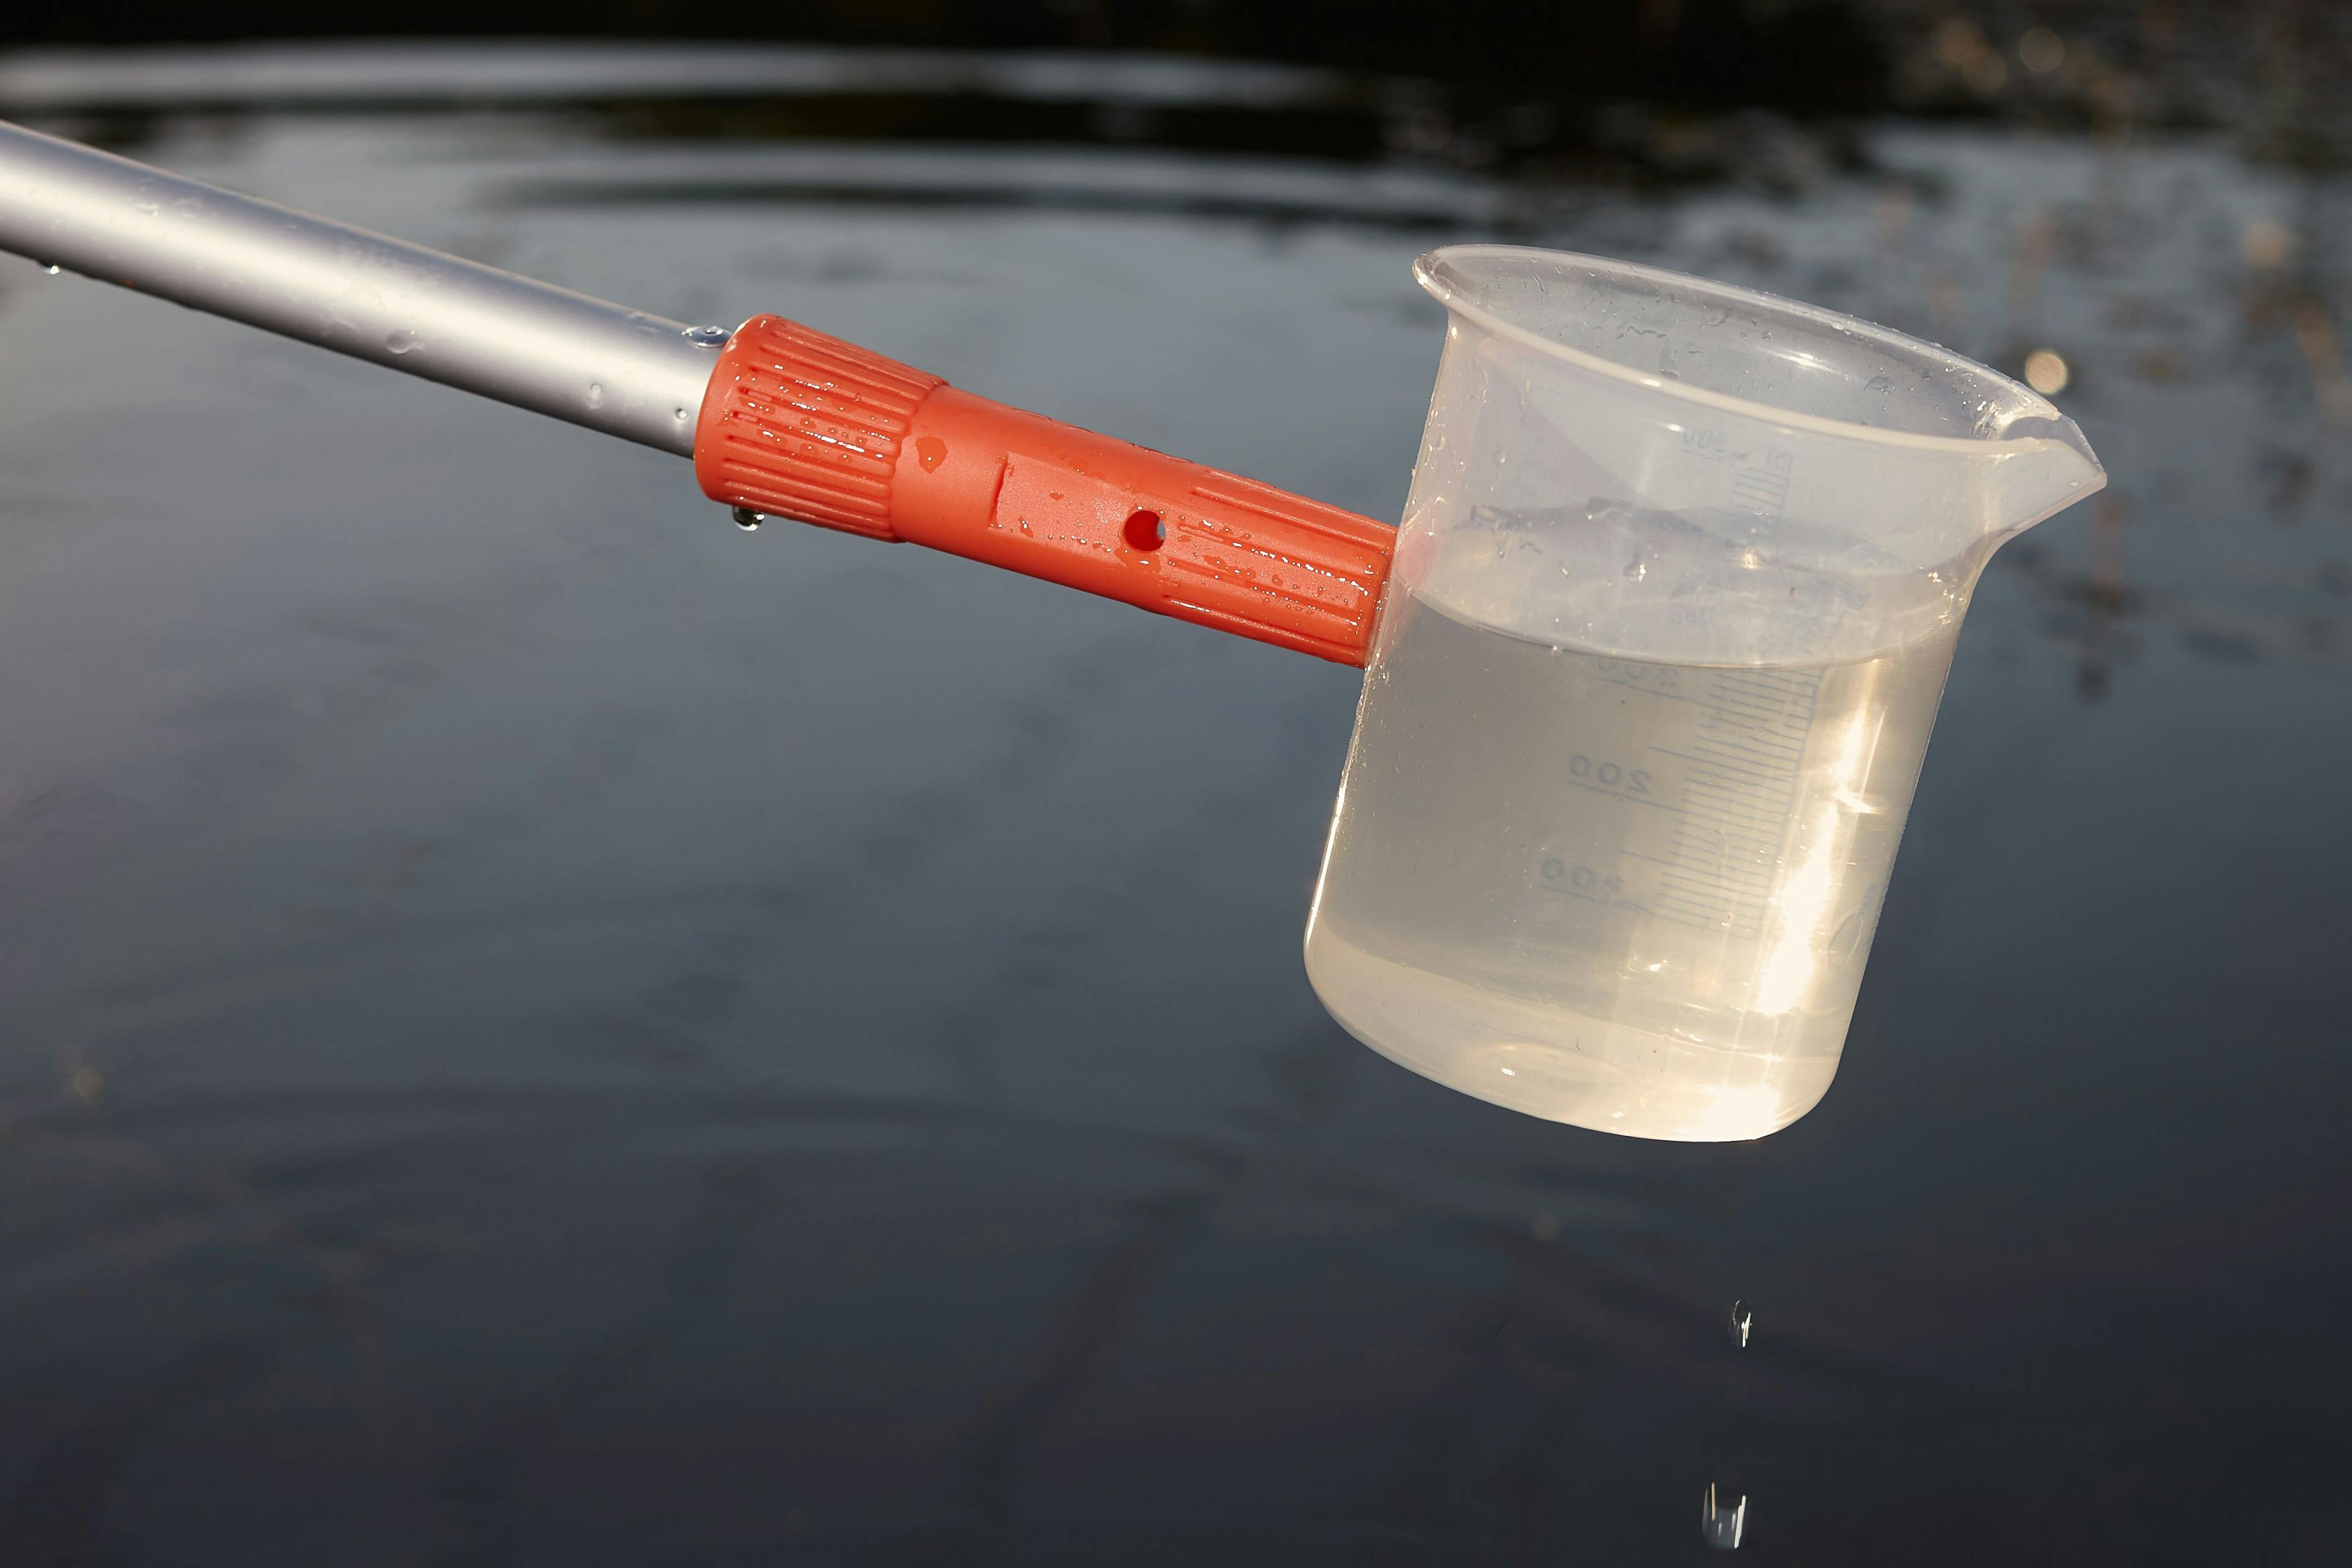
1306, 246, 2104, 1141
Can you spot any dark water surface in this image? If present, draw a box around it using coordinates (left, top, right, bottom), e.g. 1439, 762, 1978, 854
2, 45, 2350, 1566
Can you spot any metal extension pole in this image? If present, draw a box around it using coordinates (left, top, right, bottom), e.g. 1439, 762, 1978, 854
0, 118, 1395, 663
0, 118, 721, 455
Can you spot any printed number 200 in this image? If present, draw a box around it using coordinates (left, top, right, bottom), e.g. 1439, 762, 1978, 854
1569, 755, 1650, 793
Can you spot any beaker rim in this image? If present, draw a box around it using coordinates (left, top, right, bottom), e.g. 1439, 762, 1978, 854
1415, 244, 2094, 461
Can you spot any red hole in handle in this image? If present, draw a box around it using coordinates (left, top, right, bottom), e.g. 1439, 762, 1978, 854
1123, 509, 1166, 552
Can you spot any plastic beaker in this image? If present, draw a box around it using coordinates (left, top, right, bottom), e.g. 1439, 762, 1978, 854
1306, 246, 2105, 1141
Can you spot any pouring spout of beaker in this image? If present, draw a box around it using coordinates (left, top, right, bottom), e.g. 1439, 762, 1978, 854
1976, 411, 2108, 549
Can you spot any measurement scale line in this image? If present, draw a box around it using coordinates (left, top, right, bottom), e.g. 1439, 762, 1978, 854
1695, 732, 1781, 757
1600, 682, 1692, 704
1681, 782, 1791, 824
1702, 684, 1787, 707
1660, 876, 1771, 905
1664, 864, 1774, 894
1667, 821, 1776, 853
1693, 742, 1796, 771
1713, 694, 1812, 718
1673, 841, 1777, 869
1674, 838, 1776, 866
1654, 747, 1801, 784
1686, 772, 1798, 806
1681, 758, 1802, 790
1665, 860, 1759, 884
1562, 778, 1680, 811
1648, 891, 1742, 924
1694, 722, 1800, 751
1702, 690, 1798, 720
1710, 680, 1810, 704
1662, 837, 1776, 874
1696, 707, 1793, 737
1685, 760, 1792, 786
1716, 709, 1807, 731
1652, 911, 1743, 935
1677, 823, 1776, 848
1669, 829, 1778, 863
1658, 886, 1768, 913
1681, 815, 1780, 846
1700, 693, 1810, 722
1714, 668, 1822, 692
1653, 908, 1762, 939
1675, 837, 1775, 865
1693, 756, 1801, 786
1694, 719, 1804, 757
1684, 770, 1793, 807
1664, 850, 1767, 878
1656, 905, 1765, 932
1659, 854, 1774, 886
1657, 882, 1769, 912
1676, 850, 1774, 869
1693, 712, 1804, 746
1651, 878, 1744, 907
1537, 884, 1645, 913
1692, 743, 1795, 770
1714, 679, 1817, 703
1665, 859, 1775, 888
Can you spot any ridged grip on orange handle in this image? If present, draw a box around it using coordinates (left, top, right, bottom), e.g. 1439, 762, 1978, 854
693, 314, 1396, 665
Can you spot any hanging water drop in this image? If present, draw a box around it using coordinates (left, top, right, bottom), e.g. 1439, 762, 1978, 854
1702, 1483, 1746, 1550
731, 507, 764, 530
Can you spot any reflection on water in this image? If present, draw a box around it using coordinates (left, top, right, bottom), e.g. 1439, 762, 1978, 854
0, 35, 2350, 1565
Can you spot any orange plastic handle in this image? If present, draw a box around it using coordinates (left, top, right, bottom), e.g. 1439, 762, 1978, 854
692, 315, 1396, 665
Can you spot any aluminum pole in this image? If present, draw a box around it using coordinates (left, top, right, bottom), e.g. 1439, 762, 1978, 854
0, 118, 722, 456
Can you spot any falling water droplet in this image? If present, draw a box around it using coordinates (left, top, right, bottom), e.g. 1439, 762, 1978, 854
385, 328, 418, 355
1702, 1483, 1746, 1550
731, 507, 764, 530
1730, 1300, 1752, 1348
